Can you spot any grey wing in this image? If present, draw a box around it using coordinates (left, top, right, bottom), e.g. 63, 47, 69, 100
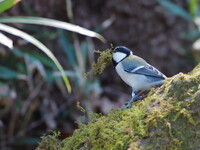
124, 65, 166, 79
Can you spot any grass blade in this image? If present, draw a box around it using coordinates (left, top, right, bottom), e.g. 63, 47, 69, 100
0, 16, 107, 43
58, 30, 76, 67
157, 0, 192, 21
12, 49, 57, 69
0, 32, 13, 48
0, 65, 24, 79
0, 23, 71, 92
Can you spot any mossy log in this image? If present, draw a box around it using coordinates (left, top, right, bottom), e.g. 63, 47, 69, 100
37, 63, 200, 150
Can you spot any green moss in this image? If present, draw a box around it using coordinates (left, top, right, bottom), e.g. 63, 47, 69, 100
36, 131, 62, 150
85, 48, 112, 77
36, 63, 200, 150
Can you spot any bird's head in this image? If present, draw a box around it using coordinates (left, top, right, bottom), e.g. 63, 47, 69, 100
112, 46, 132, 66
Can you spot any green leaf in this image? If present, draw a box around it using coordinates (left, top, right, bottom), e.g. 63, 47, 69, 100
188, 0, 198, 17
0, 23, 71, 92
157, 0, 192, 21
0, 65, 21, 79
80, 41, 89, 61
0, 16, 107, 43
29, 52, 56, 69
0, 0, 20, 13
12, 49, 56, 69
58, 30, 76, 67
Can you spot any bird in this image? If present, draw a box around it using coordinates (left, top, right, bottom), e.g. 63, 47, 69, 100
112, 46, 166, 109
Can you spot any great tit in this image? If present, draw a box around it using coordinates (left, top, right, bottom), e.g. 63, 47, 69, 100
112, 46, 166, 108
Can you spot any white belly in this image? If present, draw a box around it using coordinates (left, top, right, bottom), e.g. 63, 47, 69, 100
115, 63, 164, 91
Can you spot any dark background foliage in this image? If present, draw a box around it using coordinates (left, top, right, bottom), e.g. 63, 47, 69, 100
0, 0, 198, 149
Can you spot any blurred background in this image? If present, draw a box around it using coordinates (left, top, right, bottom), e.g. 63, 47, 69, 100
0, 0, 199, 149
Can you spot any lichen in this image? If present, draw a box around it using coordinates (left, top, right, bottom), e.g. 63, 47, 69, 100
36, 63, 200, 150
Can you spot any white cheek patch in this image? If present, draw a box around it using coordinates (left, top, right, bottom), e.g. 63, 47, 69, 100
113, 52, 127, 63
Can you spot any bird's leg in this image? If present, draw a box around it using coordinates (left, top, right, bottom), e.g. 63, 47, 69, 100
121, 89, 143, 109
121, 89, 149, 109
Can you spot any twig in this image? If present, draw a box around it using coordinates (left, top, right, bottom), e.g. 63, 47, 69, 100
20, 81, 44, 115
